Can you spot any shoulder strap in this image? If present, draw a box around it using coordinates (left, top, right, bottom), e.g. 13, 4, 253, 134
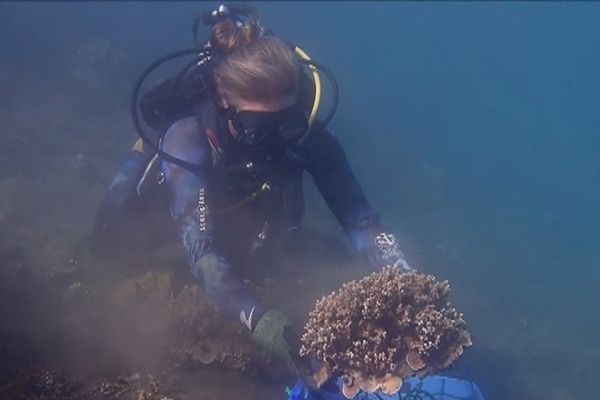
194, 100, 227, 167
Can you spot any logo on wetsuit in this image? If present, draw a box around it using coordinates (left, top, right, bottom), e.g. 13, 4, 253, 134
374, 232, 396, 251
374, 232, 403, 261
374, 232, 413, 272
240, 306, 255, 331
196, 188, 207, 231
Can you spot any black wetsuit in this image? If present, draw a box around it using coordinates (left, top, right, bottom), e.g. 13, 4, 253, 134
94, 100, 409, 327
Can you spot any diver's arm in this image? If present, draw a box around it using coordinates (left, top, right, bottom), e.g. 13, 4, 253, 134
161, 117, 263, 322
163, 118, 300, 370
303, 128, 412, 271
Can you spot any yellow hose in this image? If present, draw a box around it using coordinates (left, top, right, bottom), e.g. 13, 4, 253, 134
294, 46, 322, 132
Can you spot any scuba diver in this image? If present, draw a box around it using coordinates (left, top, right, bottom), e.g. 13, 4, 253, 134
91, 4, 485, 399
92, 5, 492, 400
93, 2, 411, 368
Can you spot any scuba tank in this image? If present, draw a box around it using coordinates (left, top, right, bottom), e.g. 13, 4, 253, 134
92, 3, 338, 259
127, 3, 341, 255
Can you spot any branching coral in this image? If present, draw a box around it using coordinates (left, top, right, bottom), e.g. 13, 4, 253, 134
300, 267, 471, 398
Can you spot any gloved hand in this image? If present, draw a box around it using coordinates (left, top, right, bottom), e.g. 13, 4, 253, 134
353, 229, 414, 272
252, 310, 294, 364
252, 310, 315, 384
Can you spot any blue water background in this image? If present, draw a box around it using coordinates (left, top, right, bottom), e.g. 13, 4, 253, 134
1, 2, 599, 399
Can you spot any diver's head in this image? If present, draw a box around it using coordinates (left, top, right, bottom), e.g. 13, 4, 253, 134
210, 19, 307, 146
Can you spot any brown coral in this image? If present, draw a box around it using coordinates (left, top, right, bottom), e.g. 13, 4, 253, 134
300, 267, 471, 396
380, 375, 403, 395
113, 272, 286, 379
405, 351, 426, 371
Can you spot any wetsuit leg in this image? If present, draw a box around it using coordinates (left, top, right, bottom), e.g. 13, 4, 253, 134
90, 145, 153, 258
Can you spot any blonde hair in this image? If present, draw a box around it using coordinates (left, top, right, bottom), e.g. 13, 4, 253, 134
210, 19, 300, 105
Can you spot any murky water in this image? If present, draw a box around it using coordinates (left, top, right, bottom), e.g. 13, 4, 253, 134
1, 2, 599, 400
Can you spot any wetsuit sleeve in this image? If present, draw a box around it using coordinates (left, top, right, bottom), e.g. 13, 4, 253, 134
303, 128, 412, 271
303, 128, 380, 232
161, 117, 263, 321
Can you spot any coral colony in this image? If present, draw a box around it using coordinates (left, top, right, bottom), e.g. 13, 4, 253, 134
300, 267, 472, 398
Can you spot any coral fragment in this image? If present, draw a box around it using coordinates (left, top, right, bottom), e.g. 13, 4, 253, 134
300, 267, 471, 389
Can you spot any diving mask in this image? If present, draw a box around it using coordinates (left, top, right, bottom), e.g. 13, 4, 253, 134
220, 103, 308, 146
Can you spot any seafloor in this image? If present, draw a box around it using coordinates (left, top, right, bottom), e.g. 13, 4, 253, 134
0, 36, 369, 398
0, 19, 596, 400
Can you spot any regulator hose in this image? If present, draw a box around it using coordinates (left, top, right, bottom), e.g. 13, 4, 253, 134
130, 48, 206, 171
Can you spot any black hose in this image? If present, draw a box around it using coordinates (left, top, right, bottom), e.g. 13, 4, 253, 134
130, 48, 206, 171
164, 57, 206, 125
192, 14, 203, 46
131, 49, 338, 172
